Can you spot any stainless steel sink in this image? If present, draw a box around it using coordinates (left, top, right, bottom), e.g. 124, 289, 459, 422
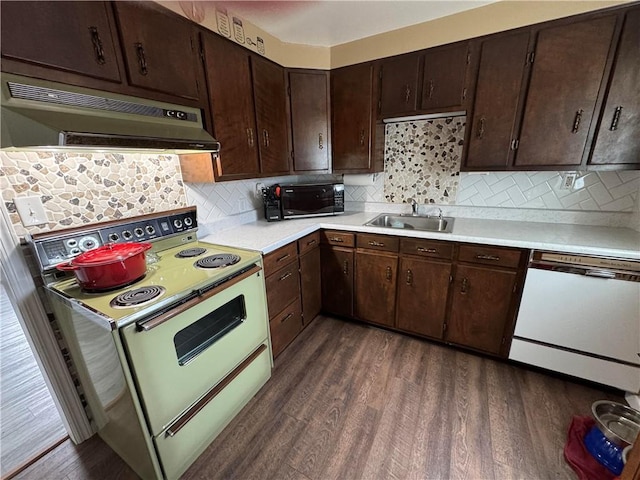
365, 213, 454, 233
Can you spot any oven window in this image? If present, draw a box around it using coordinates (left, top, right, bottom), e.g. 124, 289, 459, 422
173, 295, 246, 366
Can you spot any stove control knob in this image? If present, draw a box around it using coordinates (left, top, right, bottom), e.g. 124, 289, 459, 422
145, 225, 155, 235
108, 233, 119, 242
134, 227, 144, 237
184, 217, 193, 227
79, 235, 99, 251
122, 230, 133, 240
69, 247, 81, 256
174, 219, 183, 229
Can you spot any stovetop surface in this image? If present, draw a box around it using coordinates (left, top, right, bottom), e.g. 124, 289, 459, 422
48, 241, 262, 323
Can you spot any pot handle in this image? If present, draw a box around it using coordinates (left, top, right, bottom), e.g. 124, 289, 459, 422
56, 262, 79, 271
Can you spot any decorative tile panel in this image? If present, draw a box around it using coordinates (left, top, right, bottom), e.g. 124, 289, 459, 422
0, 151, 187, 238
383, 117, 465, 204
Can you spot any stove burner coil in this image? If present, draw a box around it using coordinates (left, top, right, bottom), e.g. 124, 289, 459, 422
195, 254, 241, 269
176, 247, 207, 258
110, 285, 166, 308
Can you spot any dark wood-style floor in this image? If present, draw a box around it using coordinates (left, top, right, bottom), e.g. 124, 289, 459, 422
13, 315, 621, 480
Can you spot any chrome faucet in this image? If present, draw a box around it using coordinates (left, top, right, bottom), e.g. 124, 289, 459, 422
408, 198, 419, 216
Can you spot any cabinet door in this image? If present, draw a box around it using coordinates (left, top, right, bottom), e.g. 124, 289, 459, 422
396, 257, 451, 339
114, 2, 201, 101
331, 64, 374, 172
289, 71, 330, 172
515, 16, 617, 167
447, 265, 517, 355
299, 247, 322, 326
252, 56, 290, 175
464, 32, 531, 169
421, 43, 470, 111
378, 54, 421, 117
354, 250, 398, 327
201, 33, 260, 178
320, 246, 354, 318
1, 1, 121, 83
590, 9, 640, 167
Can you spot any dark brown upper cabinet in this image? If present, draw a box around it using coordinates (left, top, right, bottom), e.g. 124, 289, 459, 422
252, 56, 290, 175
514, 15, 617, 168
420, 42, 471, 112
464, 31, 531, 170
589, 8, 640, 169
287, 70, 331, 173
0, 1, 122, 85
331, 63, 383, 173
201, 32, 260, 180
113, 2, 202, 103
378, 53, 422, 118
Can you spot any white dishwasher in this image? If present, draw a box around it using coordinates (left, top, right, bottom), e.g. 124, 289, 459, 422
509, 251, 640, 395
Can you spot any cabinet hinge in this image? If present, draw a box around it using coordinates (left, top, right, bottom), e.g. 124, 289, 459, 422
466, 51, 471, 65
526, 51, 535, 64
512, 282, 518, 293
510, 139, 519, 150
462, 87, 467, 100
449, 274, 453, 284
378, 69, 383, 80
290, 150, 294, 160
443, 323, 448, 334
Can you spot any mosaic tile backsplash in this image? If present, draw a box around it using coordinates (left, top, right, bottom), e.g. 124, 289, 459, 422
0, 151, 187, 238
383, 117, 465, 204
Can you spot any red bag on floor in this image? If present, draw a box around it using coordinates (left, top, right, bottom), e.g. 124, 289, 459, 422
564, 415, 616, 480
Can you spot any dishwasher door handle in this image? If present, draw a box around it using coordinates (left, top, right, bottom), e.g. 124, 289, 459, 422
585, 269, 617, 279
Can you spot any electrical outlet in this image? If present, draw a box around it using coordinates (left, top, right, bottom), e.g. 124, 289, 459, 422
14, 196, 48, 226
561, 173, 577, 190
255, 182, 265, 199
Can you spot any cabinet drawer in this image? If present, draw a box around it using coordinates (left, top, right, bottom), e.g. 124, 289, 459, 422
298, 231, 320, 255
263, 242, 298, 276
270, 298, 303, 358
357, 233, 399, 253
400, 238, 453, 260
458, 244, 522, 269
321, 230, 355, 247
266, 262, 301, 318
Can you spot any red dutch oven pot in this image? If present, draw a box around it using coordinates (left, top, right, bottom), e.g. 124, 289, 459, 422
57, 242, 152, 291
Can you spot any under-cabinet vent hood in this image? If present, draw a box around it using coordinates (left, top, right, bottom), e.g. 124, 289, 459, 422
1, 74, 220, 154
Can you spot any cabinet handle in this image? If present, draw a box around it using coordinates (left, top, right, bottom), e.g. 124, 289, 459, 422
476, 254, 500, 261
306, 239, 317, 246
263, 129, 270, 147
571, 109, 584, 133
404, 84, 411, 104
477, 118, 485, 139
386, 266, 392, 281
277, 253, 291, 262
417, 247, 437, 254
279, 271, 292, 282
135, 43, 148, 76
343, 260, 349, 275
318, 133, 324, 150
406, 269, 413, 286
359, 129, 365, 146
246, 128, 254, 147
89, 27, 106, 65
609, 106, 623, 131
329, 237, 344, 243
461, 277, 469, 294
368, 241, 385, 247
280, 312, 293, 323
427, 79, 434, 100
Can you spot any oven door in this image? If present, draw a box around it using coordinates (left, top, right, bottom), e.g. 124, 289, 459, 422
120, 265, 270, 436
281, 185, 335, 217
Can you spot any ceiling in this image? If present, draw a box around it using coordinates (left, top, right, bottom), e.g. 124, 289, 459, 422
212, 1, 497, 47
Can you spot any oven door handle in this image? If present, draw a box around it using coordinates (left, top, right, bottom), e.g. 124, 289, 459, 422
135, 264, 261, 332
165, 343, 267, 437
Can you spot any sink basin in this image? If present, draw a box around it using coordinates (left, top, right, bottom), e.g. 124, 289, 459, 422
365, 213, 454, 233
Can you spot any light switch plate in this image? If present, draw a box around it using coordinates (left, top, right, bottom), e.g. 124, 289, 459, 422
14, 196, 48, 226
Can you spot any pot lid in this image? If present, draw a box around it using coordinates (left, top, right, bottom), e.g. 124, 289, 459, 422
71, 242, 151, 267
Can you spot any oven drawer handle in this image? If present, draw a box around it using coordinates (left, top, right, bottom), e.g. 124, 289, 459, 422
166, 343, 267, 438
136, 264, 261, 332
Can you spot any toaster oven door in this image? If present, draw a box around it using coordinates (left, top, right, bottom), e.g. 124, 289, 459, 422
281, 185, 336, 217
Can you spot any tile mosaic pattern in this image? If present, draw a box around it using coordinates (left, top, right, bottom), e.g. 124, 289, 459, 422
457, 171, 640, 211
0, 151, 187, 238
383, 117, 465, 205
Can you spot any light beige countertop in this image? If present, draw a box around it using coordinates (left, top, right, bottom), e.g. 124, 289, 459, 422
201, 211, 640, 260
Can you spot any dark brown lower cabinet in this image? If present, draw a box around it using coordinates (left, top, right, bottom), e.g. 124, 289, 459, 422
270, 298, 303, 359
446, 265, 517, 355
320, 245, 354, 318
299, 243, 321, 326
354, 250, 398, 327
396, 257, 451, 339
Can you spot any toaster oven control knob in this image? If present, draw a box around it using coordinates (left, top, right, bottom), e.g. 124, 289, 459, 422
108, 233, 119, 242
145, 225, 155, 235
184, 217, 193, 227
134, 227, 144, 237
174, 219, 183, 229
79, 236, 99, 251
122, 230, 133, 240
